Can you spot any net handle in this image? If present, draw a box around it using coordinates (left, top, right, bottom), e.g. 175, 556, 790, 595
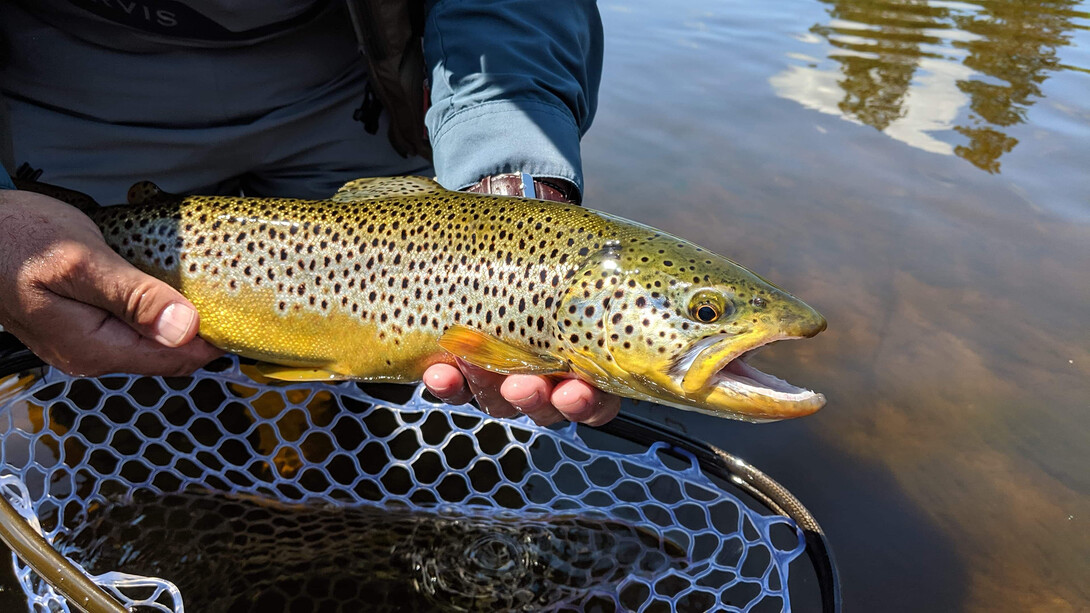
0, 333, 130, 613
0, 493, 128, 613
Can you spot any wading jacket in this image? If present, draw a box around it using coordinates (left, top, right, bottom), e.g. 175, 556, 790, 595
0, 0, 603, 194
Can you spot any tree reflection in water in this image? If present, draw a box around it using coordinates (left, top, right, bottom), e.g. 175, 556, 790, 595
810, 0, 1084, 172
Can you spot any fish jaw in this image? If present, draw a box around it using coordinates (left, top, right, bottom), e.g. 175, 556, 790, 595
657, 333, 826, 421
680, 301, 826, 394
661, 302, 827, 420
569, 323, 827, 422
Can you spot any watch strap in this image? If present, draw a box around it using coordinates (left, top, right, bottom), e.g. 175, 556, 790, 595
464, 173, 581, 205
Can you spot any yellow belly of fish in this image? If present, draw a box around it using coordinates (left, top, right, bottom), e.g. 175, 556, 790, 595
179, 276, 454, 382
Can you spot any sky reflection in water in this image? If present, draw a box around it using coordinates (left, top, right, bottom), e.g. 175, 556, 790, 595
773, 0, 1087, 173
588, 0, 1089, 610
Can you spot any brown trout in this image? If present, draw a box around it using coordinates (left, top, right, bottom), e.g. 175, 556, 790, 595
58, 176, 825, 421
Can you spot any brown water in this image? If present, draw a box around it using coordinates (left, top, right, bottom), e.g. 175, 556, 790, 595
583, 0, 1089, 610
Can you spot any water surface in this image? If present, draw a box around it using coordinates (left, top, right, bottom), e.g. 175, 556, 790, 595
585, 0, 1089, 610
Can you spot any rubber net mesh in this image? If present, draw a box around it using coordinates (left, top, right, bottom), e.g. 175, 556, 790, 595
0, 357, 805, 612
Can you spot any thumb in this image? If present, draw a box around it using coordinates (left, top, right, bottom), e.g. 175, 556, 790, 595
54, 244, 203, 348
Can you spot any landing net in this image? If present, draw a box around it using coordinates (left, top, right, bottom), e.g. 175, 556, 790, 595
0, 356, 807, 612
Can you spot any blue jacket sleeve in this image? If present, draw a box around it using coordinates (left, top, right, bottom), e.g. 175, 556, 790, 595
423, 0, 603, 195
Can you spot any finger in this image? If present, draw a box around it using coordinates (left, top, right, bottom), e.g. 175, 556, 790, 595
551, 379, 622, 426
500, 375, 564, 426
423, 363, 474, 405
49, 245, 202, 348
26, 295, 222, 377
457, 359, 519, 419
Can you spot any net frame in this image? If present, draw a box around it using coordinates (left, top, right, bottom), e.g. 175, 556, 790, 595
0, 336, 839, 612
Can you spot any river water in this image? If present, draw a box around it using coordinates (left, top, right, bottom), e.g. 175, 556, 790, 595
584, 0, 1089, 610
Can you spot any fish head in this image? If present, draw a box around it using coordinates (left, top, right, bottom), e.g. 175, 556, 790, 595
557, 230, 826, 421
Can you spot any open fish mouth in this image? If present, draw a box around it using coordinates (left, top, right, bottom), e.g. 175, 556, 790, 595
673, 335, 824, 406
712, 344, 823, 403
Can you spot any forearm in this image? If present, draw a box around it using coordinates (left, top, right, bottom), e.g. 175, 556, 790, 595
423, 0, 603, 194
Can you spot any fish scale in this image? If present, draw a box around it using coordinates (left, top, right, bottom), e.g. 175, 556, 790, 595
62, 175, 827, 421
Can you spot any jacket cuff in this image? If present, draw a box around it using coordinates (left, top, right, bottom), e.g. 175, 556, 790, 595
429, 99, 584, 196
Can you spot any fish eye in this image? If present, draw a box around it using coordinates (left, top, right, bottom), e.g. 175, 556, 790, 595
688, 290, 730, 324
695, 305, 719, 323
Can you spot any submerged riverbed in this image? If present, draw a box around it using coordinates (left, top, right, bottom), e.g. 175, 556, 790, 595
585, 0, 1088, 610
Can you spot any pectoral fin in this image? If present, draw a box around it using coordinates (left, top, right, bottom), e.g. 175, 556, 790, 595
438, 326, 568, 376
331, 176, 444, 202
254, 363, 351, 382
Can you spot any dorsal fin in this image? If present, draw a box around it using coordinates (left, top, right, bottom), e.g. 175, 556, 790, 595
331, 176, 443, 202
127, 181, 176, 205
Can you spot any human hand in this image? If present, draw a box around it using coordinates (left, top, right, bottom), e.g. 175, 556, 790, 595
423, 360, 621, 426
0, 189, 222, 376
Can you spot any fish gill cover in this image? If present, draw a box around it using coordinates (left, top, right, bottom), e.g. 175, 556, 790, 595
0, 357, 806, 612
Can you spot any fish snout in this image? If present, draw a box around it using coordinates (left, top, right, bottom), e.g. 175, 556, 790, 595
779, 302, 827, 339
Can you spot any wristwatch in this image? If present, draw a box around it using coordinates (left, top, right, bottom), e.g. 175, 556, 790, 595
464, 172, 581, 205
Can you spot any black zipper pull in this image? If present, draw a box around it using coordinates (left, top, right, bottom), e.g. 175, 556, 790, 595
353, 81, 383, 135
14, 162, 43, 182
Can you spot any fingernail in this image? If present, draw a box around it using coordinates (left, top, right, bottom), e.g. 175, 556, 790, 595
424, 369, 455, 395
504, 380, 538, 405
154, 303, 196, 346
554, 386, 588, 411
512, 391, 539, 408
